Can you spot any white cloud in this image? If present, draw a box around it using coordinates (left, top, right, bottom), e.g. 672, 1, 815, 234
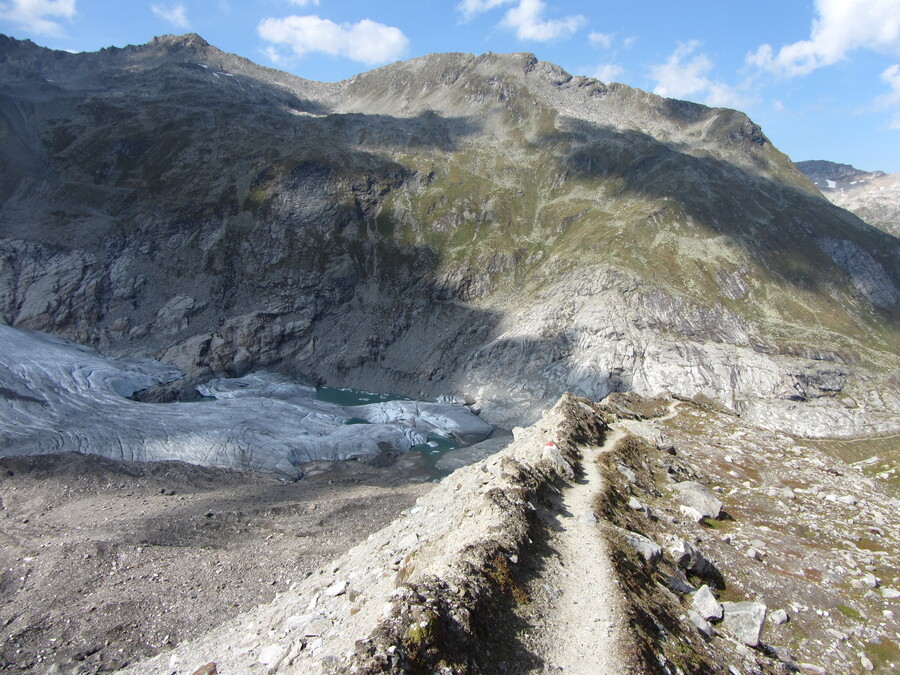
456, 0, 514, 22
263, 45, 284, 65
588, 31, 613, 49
500, 0, 585, 42
651, 41, 750, 109
456, 0, 584, 42
288, 0, 319, 5
877, 63, 900, 128
747, 0, 900, 77
258, 14, 409, 66
0, 0, 76, 37
587, 63, 623, 82
151, 2, 189, 29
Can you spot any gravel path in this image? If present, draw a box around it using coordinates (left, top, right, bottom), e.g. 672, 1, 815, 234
517, 426, 629, 673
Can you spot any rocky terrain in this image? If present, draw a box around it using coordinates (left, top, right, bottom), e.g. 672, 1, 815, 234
0, 34, 897, 439
0, 451, 432, 673
12, 391, 879, 675
796, 160, 900, 237
1, 32, 899, 674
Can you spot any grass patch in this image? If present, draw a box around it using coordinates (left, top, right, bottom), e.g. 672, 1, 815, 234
483, 553, 530, 605
836, 604, 863, 621
700, 517, 734, 532
866, 637, 900, 670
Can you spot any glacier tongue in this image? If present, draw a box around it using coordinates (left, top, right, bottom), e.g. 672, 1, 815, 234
0, 325, 489, 478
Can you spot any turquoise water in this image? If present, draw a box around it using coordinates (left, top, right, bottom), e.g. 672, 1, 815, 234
315, 386, 460, 479
315, 386, 409, 406
414, 434, 459, 480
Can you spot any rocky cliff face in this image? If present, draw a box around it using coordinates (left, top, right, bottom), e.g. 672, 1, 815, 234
796, 160, 900, 238
1, 34, 898, 436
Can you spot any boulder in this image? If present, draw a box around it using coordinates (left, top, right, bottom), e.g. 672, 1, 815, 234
665, 575, 696, 594
623, 531, 663, 565
769, 608, 789, 625
673, 481, 723, 519
668, 539, 711, 576
678, 505, 706, 523
721, 601, 767, 647
692, 585, 723, 621
687, 609, 715, 639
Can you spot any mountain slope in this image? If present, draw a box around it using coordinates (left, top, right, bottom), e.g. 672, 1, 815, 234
796, 159, 900, 237
1, 34, 898, 436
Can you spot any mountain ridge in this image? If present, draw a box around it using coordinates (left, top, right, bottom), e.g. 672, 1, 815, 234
796, 159, 900, 237
0, 33, 897, 437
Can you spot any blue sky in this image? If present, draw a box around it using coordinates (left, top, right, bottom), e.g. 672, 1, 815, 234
2, 1, 900, 172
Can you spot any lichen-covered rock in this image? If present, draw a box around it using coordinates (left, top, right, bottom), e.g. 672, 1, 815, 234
673, 481, 723, 520
721, 601, 767, 647
691, 585, 723, 622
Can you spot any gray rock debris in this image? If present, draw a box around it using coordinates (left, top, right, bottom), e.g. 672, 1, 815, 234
665, 575, 696, 594
746, 547, 764, 561
721, 601, 767, 647
627, 496, 654, 519
673, 481, 723, 520
324, 580, 347, 597
692, 585, 723, 622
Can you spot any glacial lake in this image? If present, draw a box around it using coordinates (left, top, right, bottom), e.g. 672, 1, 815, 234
316, 386, 461, 479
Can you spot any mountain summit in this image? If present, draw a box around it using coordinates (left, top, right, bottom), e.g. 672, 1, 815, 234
796, 159, 900, 237
1, 34, 898, 435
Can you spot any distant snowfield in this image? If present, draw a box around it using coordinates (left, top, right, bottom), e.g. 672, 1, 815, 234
0, 325, 490, 478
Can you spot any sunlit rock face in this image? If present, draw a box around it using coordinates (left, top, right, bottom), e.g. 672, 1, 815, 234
0, 35, 898, 436
0, 325, 492, 477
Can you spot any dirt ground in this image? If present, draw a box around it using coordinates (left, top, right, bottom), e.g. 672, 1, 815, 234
0, 452, 433, 674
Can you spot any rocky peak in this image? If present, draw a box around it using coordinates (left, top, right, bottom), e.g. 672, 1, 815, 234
149, 32, 210, 50
798, 160, 900, 237
796, 159, 887, 189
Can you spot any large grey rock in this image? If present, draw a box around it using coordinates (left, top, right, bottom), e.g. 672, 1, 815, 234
721, 601, 767, 647
673, 482, 723, 520
687, 609, 715, 639
692, 585, 723, 621
623, 531, 663, 565
668, 538, 712, 576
